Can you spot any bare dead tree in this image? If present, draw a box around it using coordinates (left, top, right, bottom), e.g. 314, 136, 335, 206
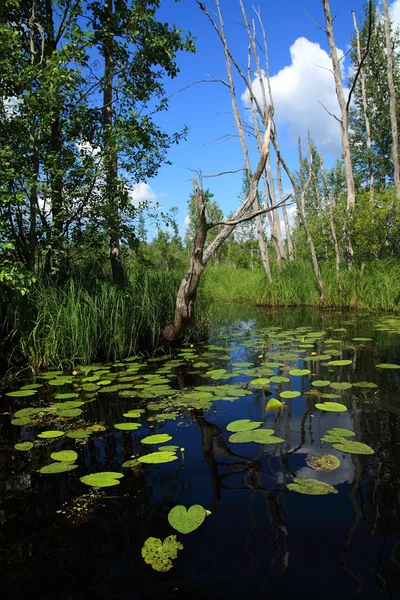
322, 0, 356, 268
321, 155, 341, 287
383, 0, 400, 199
276, 155, 294, 260
352, 7, 374, 207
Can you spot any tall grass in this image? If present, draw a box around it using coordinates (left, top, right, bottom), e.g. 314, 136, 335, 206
202, 259, 400, 311
7, 270, 184, 367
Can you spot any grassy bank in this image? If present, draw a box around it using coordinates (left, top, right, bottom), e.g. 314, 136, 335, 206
202, 259, 400, 311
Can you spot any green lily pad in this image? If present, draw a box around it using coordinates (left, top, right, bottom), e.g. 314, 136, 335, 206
376, 363, 400, 369
249, 378, 270, 388
279, 391, 301, 399
14, 441, 34, 451
114, 423, 141, 431
80, 472, 124, 487
20, 383, 42, 390
332, 440, 375, 455
122, 411, 142, 418
38, 462, 78, 474
266, 398, 284, 410
330, 382, 352, 391
53, 401, 84, 410
6, 390, 37, 398
57, 409, 83, 417
161, 445, 179, 452
327, 360, 352, 367
289, 369, 311, 376
168, 504, 206, 534
141, 434, 172, 445
311, 380, 331, 387
352, 381, 378, 389
326, 428, 355, 437
288, 477, 338, 495
37, 430, 65, 439
352, 337, 372, 342
228, 429, 278, 444
50, 450, 78, 462
141, 535, 183, 572
305, 454, 340, 472
48, 379, 71, 386
13, 408, 38, 418
226, 419, 262, 432
65, 429, 91, 439
315, 402, 347, 412
81, 384, 100, 392
138, 451, 178, 464
269, 376, 290, 383
54, 393, 80, 400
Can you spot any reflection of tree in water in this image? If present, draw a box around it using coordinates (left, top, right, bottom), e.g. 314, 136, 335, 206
192, 409, 290, 577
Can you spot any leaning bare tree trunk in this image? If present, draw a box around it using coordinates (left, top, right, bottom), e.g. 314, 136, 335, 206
352, 9, 374, 207
322, 0, 356, 268
383, 0, 400, 199
276, 156, 294, 260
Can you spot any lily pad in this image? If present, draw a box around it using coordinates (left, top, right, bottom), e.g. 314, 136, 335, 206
287, 477, 338, 495
226, 419, 262, 432
168, 504, 206, 534
141, 434, 173, 445
326, 428, 355, 437
6, 390, 37, 398
327, 360, 352, 367
332, 440, 375, 455
141, 535, 183, 572
14, 441, 34, 451
330, 382, 352, 391
279, 391, 301, 399
114, 423, 141, 431
305, 454, 340, 472
12, 418, 32, 426
315, 402, 347, 412
311, 380, 331, 387
50, 450, 78, 462
38, 462, 78, 474
266, 398, 284, 410
138, 451, 178, 464
66, 429, 91, 439
352, 337, 372, 342
122, 459, 140, 468
376, 363, 400, 369
228, 429, 278, 444
57, 409, 83, 417
289, 369, 311, 376
80, 472, 124, 487
122, 410, 142, 418
54, 393, 80, 400
269, 376, 290, 383
37, 430, 65, 439
352, 381, 378, 389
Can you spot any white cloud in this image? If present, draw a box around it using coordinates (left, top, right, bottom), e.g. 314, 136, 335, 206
390, 0, 400, 26
184, 214, 191, 227
128, 182, 157, 207
243, 37, 349, 154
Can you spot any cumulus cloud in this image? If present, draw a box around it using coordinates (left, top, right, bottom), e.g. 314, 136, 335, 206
390, 0, 400, 26
128, 182, 157, 207
184, 214, 191, 227
242, 37, 349, 154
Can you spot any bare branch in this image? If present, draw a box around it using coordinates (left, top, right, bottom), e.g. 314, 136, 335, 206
189, 167, 246, 179
208, 194, 292, 228
318, 100, 342, 124
346, 0, 373, 113
304, 8, 326, 33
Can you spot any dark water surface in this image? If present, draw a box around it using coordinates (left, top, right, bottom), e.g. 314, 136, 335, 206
2, 305, 400, 599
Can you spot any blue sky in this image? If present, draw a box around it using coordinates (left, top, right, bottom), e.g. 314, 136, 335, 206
132, 0, 399, 236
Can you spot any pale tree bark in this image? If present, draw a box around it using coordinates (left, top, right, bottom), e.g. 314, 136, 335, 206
352, 8, 374, 207
383, 0, 400, 199
276, 155, 294, 260
320, 154, 341, 286
103, 0, 125, 285
273, 132, 326, 302
322, 0, 356, 267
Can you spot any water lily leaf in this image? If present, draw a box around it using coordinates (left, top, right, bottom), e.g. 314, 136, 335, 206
14, 441, 34, 451
330, 382, 352, 391
192, 362, 209, 368
80, 472, 124, 487
249, 430, 284, 444
98, 386, 120, 393
315, 402, 347, 412
37, 430, 65, 439
305, 454, 340, 472
48, 379, 71, 386
66, 429, 91, 439
327, 360, 352, 367
168, 504, 206, 534
114, 423, 141, 431
86, 424, 106, 432
352, 381, 378, 389
53, 401, 84, 410
226, 419, 262, 432
81, 384, 100, 392
138, 451, 178, 464
279, 391, 301, 399
20, 383, 42, 390
6, 390, 37, 397
320, 393, 342, 399
38, 462, 78, 474
122, 410, 142, 418
51, 450, 78, 462
97, 380, 112, 386
14, 407, 39, 418
376, 363, 400, 369
122, 459, 139, 468
228, 429, 274, 443
264, 362, 285, 368
161, 445, 179, 452
231, 362, 253, 367
266, 398, 284, 410
287, 477, 338, 495
289, 369, 311, 376
269, 376, 290, 383
311, 380, 331, 387
141, 535, 183, 572
249, 378, 270, 388
332, 440, 375, 455
326, 428, 355, 437
303, 355, 331, 361
57, 409, 83, 417
141, 434, 173, 445
54, 393, 80, 400
352, 337, 372, 342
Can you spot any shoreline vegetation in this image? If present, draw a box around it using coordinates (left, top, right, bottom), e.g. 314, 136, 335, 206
3, 257, 400, 370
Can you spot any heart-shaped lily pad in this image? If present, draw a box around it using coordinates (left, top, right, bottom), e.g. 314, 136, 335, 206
38, 462, 78, 474
311, 380, 331, 387
226, 419, 262, 432
141, 434, 172, 445
279, 391, 301, 399
376, 363, 400, 369
138, 451, 178, 464
168, 504, 206, 534
330, 382, 352, 391
327, 360, 352, 367
50, 450, 78, 462
287, 477, 338, 495
315, 402, 347, 412
266, 398, 284, 410
114, 423, 141, 431
14, 441, 34, 451
326, 428, 355, 437
289, 369, 311, 376
332, 440, 374, 454
269, 376, 290, 383
305, 454, 340, 472
80, 472, 124, 487
37, 430, 65, 439
141, 535, 183, 572
6, 389, 37, 397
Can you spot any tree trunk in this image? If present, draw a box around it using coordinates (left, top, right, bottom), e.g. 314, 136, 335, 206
329, 192, 341, 288
352, 10, 374, 207
383, 0, 400, 199
266, 153, 286, 260
103, 0, 125, 285
322, 0, 356, 267
276, 155, 294, 260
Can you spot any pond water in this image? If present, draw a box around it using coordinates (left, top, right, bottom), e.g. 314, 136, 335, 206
2, 305, 400, 599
